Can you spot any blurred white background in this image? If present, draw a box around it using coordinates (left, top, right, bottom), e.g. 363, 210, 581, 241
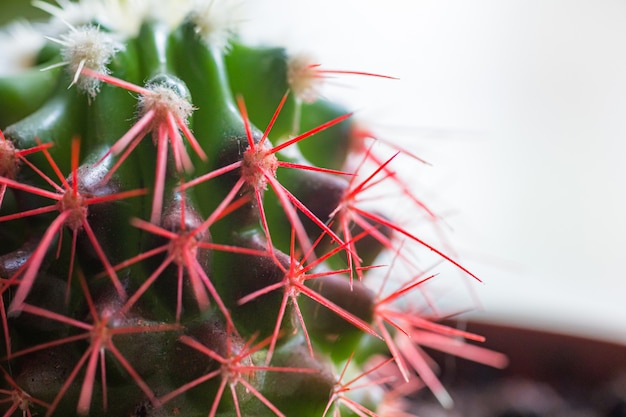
240, 0, 626, 343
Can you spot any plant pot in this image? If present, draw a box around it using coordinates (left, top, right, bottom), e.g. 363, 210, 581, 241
411, 321, 626, 417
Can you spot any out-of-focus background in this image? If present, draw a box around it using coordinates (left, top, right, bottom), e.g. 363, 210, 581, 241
2, 0, 625, 344
0, 1, 45, 24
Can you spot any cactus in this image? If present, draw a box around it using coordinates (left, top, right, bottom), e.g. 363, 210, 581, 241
0, 1, 507, 416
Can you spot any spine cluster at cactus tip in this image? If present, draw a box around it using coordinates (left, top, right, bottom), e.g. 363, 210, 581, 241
0, 1, 506, 416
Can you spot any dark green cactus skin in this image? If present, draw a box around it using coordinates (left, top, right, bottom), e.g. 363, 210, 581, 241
0, 2, 504, 417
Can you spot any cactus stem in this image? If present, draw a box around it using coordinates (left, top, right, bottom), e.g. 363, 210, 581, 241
109, 190, 262, 325
161, 333, 316, 417
323, 354, 395, 417
239, 96, 350, 256
82, 68, 206, 166
0, 2, 501, 414
121, 217, 230, 327
239, 230, 380, 366
81, 68, 204, 223
182, 96, 351, 258
2, 139, 148, 312
9, 271, 180, 416
0, 130, 53, 208
0, 365, 51, 417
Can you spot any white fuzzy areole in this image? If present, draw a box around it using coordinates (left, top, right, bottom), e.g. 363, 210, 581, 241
54, 25, 123, 97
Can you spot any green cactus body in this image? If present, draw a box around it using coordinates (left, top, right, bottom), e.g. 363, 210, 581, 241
0, 1, 507, 416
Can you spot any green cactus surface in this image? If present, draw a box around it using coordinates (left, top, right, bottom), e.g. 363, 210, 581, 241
0, 1, 507, 416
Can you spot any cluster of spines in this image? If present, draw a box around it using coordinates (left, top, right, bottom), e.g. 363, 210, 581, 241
0, 2, 506, 416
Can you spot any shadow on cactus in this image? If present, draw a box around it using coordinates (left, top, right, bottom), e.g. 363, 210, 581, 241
0, 1, 506, 416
